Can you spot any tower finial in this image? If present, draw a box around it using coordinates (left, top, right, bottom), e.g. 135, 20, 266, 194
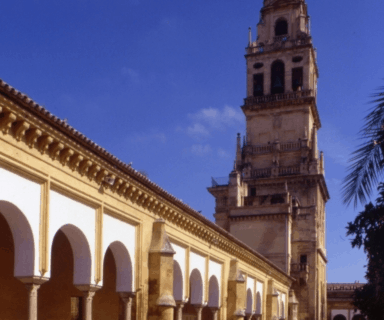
248, 27, 252, 46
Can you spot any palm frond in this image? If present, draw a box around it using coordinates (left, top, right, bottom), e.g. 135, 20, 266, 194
342, 86, 384, 207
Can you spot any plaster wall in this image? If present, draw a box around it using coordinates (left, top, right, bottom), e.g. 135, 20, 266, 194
49, 190, 96, 284
190, 251, 206, 295
209, 259, 222, 303
172, 242, 186, 298
102, 212, 136, 291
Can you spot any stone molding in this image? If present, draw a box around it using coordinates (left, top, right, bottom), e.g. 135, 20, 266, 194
0, 84, 293, 287
242, 97, 321, 130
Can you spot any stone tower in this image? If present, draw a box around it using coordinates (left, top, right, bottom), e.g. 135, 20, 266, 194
208, 1, 329, 319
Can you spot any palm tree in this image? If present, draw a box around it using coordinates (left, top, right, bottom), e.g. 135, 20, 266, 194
342, 86, 384, 207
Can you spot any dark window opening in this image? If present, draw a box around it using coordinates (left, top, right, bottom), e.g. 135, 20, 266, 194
253, 62, 264, 69
292, 67, 303, 92
275, 19, 288, 36
271, 61, 285, 94
253, 73, 264, 97
334, 315, 347, 320
271, 194, 285, 204
250, 187, 256, 197
292, 56, 303, 63
300, 254, 307, 264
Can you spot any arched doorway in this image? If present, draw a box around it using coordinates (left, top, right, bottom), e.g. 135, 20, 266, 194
204, 275, 220, 320
183, 269, 204, 320
95, 241, 135, 320
173, 261, 183, 302
173, 261, 184, 320
0, 210, 29, 319
38, 224, 92, 320
93, 248, 119, 320
246, 288, 253, 318
255, 291, 261, 314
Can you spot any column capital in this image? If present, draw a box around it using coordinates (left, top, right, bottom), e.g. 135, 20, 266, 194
175, 300, 185, 308
17, 276, 49, 286
75, 284, 101, 293
119, 292, 135, 304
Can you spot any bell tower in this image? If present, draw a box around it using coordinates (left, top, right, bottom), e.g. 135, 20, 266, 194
208, 1, 329, 319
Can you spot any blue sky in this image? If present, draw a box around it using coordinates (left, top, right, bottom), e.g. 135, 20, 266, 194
1, 0, 384, 283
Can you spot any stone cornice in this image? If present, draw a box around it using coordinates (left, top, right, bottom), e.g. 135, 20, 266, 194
230, 213, 288, 222
242, 96, 321, 129
0, 79, 294, 288
250, 174, 330, 201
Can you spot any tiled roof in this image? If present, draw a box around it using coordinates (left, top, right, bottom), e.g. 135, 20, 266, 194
0, 78, 294, 281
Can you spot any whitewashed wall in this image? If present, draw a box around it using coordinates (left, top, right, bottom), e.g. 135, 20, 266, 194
103, 213, 136, 292
49, 190, 96, 285
190, 251, 206, 303
208, 259, 222, 305
172, 242, 186, 299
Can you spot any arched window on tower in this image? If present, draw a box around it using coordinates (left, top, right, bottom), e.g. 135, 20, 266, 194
253, 73, 264, 97
292, 67, 303, 92
275, 18, 288, 36
271, 61, 285, 94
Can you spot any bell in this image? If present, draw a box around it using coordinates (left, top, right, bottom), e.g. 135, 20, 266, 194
273, 77, 282, 88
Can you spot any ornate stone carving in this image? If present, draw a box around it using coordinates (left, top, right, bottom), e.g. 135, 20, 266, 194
14, 120, 30, 141
0, 112, 17, 134
25, 128, 42, 148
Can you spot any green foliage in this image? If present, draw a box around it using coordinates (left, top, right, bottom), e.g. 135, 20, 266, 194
342, 87, 384, 207
347, 183, 384, 319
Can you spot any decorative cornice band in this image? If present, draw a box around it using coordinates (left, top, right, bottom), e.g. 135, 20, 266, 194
0, 82, 294, 287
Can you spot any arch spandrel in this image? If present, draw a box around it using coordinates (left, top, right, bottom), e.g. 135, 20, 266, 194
0, 167, 41, 277
102, 213, 136, 291
189, 251, 206, 301
208, 259, 222, 304
171, 242, 186, 299
48, 190, 96, 283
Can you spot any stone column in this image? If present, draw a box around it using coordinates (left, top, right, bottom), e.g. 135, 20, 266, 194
75, 285, 100, 320
148, 219, 176, 320
18, 276, 48, 320
175, 301, 185, 320
25, 284, 41, 320
210, 307, 219, 320
119, 292, 135, 320
193, 305, 203, 320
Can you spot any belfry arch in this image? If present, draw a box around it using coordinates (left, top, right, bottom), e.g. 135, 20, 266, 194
271, 60, 285, 94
